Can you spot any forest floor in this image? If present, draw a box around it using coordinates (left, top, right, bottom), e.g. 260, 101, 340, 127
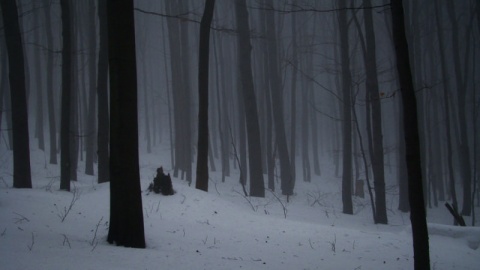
0, 146, 479, 269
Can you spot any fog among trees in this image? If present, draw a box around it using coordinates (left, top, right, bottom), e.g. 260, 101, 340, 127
1, 0, 479, 269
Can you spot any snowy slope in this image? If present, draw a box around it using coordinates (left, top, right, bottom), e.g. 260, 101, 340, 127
0, 147, 479, 270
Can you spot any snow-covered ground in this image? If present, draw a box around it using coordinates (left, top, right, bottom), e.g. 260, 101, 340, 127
0, 146, 479, 269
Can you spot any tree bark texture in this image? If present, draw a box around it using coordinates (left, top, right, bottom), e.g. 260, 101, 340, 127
264, 0, 294, 196
235, 0, 265, 197
97, 0, 109, 184
59, 0, 72, 191
85, 0, 98, 176
1, 0, 32, 188
41, 0, 58, 165
196, 0, 216, 192
106, 0, 146, 248
445, 0, 472, 216
338, 0, 353, 215
364, 0, 387, 224
391, 0, 430, 269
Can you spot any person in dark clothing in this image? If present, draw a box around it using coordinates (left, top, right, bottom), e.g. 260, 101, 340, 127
148, 167, 175, 195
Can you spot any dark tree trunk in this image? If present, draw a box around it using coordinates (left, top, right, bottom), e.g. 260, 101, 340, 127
258, 7, 274, 190
445, 0, 472, 216
195, 0, 215, 192
1, 0, 32, 188
69, 5, 79, 182
178, 1, 193, 184
213, 32, 230, 182
97, 0, 109, 184
85, 0, 97, 176
391, 1, 430, 269
301, 74, 311, 183
166, 0, 193, 184
42, 0, 58, 165
237, 82, 247, 186
33, 1, 45, 152
264, 47, 275, 191
310, 88, 321, 177
0, 50, 5, 132
364, 0, 387, 224
60, 0, 72, 191
1, 48, 13, 151
165, 0, 182, 179
142, 60, 152, 154
264, 0, 293, 196
477, 0, 480, 34
338, 0, 353, 215
160, 15, 175, 170
235, 0, 265, 197
289, 7, 298, 184
106, 0, 145, 248
434, 0, 459, 218
397, 98, 410, 212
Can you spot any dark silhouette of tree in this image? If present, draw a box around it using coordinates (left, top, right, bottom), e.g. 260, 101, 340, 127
397, 103, 410, 212
445, 0, 473, 216
165, 0, 193, 184
60, 0, 72, 191
363, 0, 387, 224
85, 0, 97, 176
32, 1, 45, 152
41, 0, 58, 165
212, 28, 231, 183
289, 3, 299, 186
391, 0, 430, 269
106, 0, 145, 248
0, 36, 13, 152
1, 0, 32, 188
264, 0, 294, 196
235, 0, 265, 197
196, 0, 216, 192
257, 2, 275, 190
434, 0, 459, 221
338, 0, 353, 215
97, 0, 109, 184
0, 48, 6, 133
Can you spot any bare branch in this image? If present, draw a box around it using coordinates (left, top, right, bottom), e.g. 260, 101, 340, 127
251, 3, 391, 14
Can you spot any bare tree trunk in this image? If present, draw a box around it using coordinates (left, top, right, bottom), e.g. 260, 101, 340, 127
310, 88, 321, 177
301, 74, 311, 183
33, 1, 45, 152
0, 50, 5, 134
69, 5, 79, 182
166, 0, 193, 184
264, 0, 293, 196
42, 0, 58, 165
289, 6, 298, 184
179, 0, 193, 184
338, 0, 353, 215
434, 0, 459, 218
97, 0, 109, 183
85, 0, 97, 175
445, 0, 473, 216
159, 10, 174, 170
391, 1, 430, 268
235, 0, 265, 197
1, 0, 32, 188
60, 0, 72, 191
196, 0, 215, 192
364, 0, 387, 224
106, 0, 145, 248
213, 31, 230, 182
396, 97, 410, 212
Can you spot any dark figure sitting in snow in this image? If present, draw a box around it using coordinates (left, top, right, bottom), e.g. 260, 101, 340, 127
148, 167, 175, 195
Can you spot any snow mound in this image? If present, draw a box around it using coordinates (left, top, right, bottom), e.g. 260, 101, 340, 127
427, 223, 480, 250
